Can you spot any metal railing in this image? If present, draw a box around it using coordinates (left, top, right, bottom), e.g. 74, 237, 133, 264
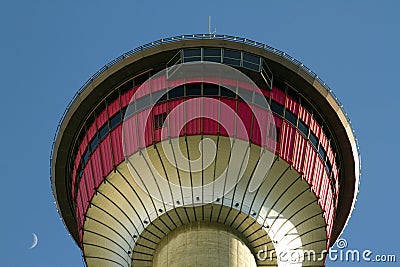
50, 33, 360, 189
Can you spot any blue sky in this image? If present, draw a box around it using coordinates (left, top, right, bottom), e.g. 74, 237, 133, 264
0, 1, 398, 266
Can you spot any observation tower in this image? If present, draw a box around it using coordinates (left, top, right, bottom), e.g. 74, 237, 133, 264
51, 34, 360, 266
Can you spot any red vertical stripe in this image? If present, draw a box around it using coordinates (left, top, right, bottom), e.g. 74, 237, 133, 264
280, 122, 296, 163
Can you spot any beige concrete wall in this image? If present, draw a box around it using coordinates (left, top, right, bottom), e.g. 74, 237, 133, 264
153, 222, 256, 267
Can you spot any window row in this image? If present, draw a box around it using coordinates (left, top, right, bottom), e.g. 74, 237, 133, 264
182, 48, 261, 72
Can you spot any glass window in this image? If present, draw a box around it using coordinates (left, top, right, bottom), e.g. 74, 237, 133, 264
243, 53, 260, 65
220, 86, 236, 98
110, 112, 122, 130
223, 57, 240, 67
90, 135, 99, 152
183, 49, 201, 57
224, 49, 241, 59
204, 48, 221, 57
270, 100, 284, 116
242, 61, 259, 72
83, 148, 90, 165
186, 83, 201, 96
168, 85, 185, 99
298, 120, 309, 136
318, 146, 327, 161
285, 110, 297, 126
309, 132, 319, 148
154, 112, 167, 129
99, 123, 109, 140
203, 83, 219, 96
135, 95, 151, 111
326, 160, 332, 173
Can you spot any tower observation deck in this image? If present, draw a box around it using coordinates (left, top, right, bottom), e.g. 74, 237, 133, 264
51, 34, 360, 266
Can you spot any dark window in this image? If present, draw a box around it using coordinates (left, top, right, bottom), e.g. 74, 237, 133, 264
224, 49, 241, 59
204, 48, 221, 57
99, 123, 109, 140
242, 61, 259, 72
309, 132, 319, 148
223, 57, 241, 67
273, 80, 286, 91
90, 135, 99, 152
83, 149, 90, 165
270, 100, 284, 116
183, 49, 201, 57
86, 114, 95, 130
285, 110, 297, 126
154, 112, 167, 129
152, 89, 167, 104
220, 86, 236, 98
203, 48, 221, 62
318, 146, 327, 161
326, 160, 332, 173
135, 95, 151, 111
203, 83, 219, 96
110, 112, 122, 129
168, 85, 185, 99
186, 83, 201, 96
183, 49, 201, 62
298, 120, 309, 136
121, 107, 127, 117
243, 53, 260, 65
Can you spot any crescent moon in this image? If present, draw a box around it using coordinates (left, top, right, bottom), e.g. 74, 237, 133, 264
29, 233, 38, 249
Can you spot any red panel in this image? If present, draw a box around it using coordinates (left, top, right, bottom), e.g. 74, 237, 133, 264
110, 124, 124, 166
298, 106, 311, 126
152, 103, 168, 143
280, 122, 296, 163
151, 76, 166, 92
96, 109, 108, 129
303, 143, 317, 185
185, 98, 201, 135
238, 81, 253, 91
99, 136, 113, 177
83, 164, 94, 202
123, 115, 138, 156
219, 99, 236, 137
221, 78, 237, 89
271, 87, 285, 105
318, 130, 328, 151
204, 77, 220, 85
312, 157, 324, 196
76, 192, 84, 234
271, 115, 282, 154
79, 176, 89, 215
78, 138, 88, 158
137, 109, 153, 148
203, 98, 219, 135
285, 96, 299, 115
309, 117, 321, 137
121, 89, 134, 107
251, 106, 268, 147
261, 88, 270, 98
168, 99, 185, 138
135, 82, 150, 99
167, 78, 184, 89
86, 123, 97, 143
236, 101, 252, 141
107, 97, 121, 118
292, 131, 307, 173
91, 149, 103, 189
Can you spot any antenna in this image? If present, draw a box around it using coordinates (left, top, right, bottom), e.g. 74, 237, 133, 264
208, 16, 216, 34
